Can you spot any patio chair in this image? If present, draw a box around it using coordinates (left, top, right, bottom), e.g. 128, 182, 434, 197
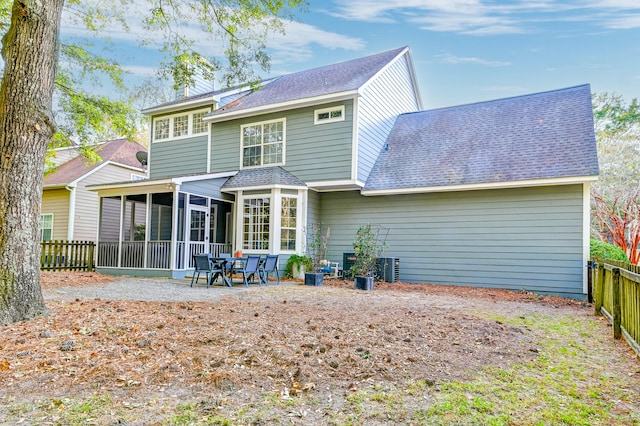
190, 254, 224, 288
239, 255, 262, 287
259, 254, 280, 285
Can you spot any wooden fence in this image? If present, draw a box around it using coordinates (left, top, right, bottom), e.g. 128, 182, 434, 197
40, 240, 95, 272
593, 260, 640, 357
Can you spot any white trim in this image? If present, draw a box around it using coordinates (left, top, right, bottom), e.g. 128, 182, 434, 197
88, 171, 237, 192
151, 108, 210, 143
40, 213, 54, 241
351, 96, 359, 181
314, 105, 345, 125
67, 186, 76, 240
205, 90, 359, 123
142, 96, 217, 115
240, 117, 286, 169
272, 188, 281, 253
361, 176, 599, 196
583, 182, 591, 295
222, 183, 306, 193
306, 179, 364, 191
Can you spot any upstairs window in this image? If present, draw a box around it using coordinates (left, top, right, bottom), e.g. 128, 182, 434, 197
314, 105, 345, 125
192, 112, 208, 134
152, 108, 210, 142
241, 118, 285, 168
173, 114, 189, 137
154, 118, 170, 140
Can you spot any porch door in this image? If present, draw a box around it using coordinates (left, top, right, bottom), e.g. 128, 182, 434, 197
187, 205, 209, 267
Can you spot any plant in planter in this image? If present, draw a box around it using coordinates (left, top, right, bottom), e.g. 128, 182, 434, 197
305, 223, 331, 285
285, 254, 313, 279
350, 223, 388, 290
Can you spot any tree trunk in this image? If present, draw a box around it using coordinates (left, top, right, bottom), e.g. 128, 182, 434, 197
0, 0, 64, 325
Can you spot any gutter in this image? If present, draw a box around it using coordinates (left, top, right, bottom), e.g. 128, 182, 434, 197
361, 176, 599, 196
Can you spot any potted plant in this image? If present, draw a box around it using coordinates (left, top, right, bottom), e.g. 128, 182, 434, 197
286, 254, 313, 279
350, 223, 387, 290
304, 223, 331, 286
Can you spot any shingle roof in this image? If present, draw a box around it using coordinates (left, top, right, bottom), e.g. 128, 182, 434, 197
364, 84, 599, 192
209, 47, 408, 118
44, 139, 147, 186
222, 167, 306, 190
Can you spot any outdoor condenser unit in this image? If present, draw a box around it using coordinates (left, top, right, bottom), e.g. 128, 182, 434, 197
343, 252, 357, 279
375, 257, 400, 283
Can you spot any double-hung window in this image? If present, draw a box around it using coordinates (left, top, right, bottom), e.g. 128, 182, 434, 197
241, 119, 285, 167
280, 197, 297, 250
40, 214, 53, 241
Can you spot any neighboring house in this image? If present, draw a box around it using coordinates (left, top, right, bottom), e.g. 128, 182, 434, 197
89, 46, 599, 298
41, 139, 147, 242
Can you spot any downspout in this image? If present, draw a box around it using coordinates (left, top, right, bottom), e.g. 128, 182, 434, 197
66, 185, 77, 241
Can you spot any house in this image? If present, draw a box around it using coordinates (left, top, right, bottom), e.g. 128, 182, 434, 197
41, 139, 147, 242
89, 46, 598, 298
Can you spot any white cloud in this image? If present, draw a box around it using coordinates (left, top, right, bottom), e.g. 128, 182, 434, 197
436, 53, 511, 67
327, 0, 640, 35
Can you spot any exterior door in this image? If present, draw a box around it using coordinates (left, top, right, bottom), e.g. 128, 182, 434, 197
187, 205, 209, 267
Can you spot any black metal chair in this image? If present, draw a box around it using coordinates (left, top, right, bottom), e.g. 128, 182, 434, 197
238, 255, 262, 287
259, 254, 279, 285
190, 254, 224, 288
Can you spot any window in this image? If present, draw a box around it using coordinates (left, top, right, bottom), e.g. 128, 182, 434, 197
154, 118, 169, 140
192, 112, 208, 134
242, 119, 285, 167
243, 198, 270, 250
280, 197, 297, 250
152, 108, 210, 142
314, 105, 345, 125
40, 214, 53, 241
173, 114, 189, 137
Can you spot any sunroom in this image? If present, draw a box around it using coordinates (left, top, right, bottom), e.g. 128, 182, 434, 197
90, 173, 235, 278
89, 167, 308, 278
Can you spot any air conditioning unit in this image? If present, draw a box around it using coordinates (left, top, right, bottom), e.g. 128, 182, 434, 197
375, 257, 400, 283
343, 252, 357, 279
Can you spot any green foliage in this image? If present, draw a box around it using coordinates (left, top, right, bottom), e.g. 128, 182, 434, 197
350, 224, 387, 278
590, 239, 629, 262
285, 254, 312, 277
307, 223, 330, 268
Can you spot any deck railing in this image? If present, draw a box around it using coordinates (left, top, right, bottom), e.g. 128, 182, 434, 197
593, 260, 640, 357
40, 240, 95, 272
97, 240, 231, 270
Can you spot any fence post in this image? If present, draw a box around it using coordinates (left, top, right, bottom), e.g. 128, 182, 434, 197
595, 263, 604, 316
612, 267, 622, 339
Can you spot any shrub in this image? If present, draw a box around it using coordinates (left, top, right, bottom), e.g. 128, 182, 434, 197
590, 239, 629, 262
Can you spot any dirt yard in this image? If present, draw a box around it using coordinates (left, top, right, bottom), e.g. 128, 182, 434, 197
0, 272, 637, 424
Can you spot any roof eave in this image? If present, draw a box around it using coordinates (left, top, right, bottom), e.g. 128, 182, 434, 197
204, 90, 360, 123
141, 96, 218, 116
361, 175, 599, 196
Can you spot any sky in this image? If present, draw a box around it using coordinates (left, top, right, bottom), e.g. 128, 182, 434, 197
61, 0, 640, 111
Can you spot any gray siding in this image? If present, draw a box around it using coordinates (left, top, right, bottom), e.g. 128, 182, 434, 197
357, 55, 420, 182
318, 185, 585, 297
150, 135, 208, 179
180, 177, 234, 201
210, 101, 354, 182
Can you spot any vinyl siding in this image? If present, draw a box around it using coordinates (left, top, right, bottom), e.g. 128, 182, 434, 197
74, 164, 140, 241
149, 135, 209, 179
357, 55, 420, 182
210, 101, 354, 182
318, 184, 585, 297
180, 177, 234, 201
41, 189, 70, 240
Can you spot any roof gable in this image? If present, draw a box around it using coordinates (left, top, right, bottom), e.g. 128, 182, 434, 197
208, 47, 409, 120
364, 84, 599, 192
44, 139, 147, 186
